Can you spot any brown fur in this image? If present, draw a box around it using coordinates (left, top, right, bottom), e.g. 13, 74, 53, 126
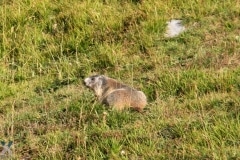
84, 75, 147, 111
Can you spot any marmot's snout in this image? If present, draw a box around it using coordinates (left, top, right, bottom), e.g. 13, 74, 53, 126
84, 75, 99, 88
84, 77, 91, 87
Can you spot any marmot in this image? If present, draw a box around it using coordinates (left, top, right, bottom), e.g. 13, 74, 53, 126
84, 75, 147, 111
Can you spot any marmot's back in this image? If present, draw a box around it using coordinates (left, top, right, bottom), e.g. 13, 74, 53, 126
103, 88, 147, 111
84, 75, 147, 111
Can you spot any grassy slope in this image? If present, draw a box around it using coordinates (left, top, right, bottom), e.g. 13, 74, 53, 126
0, 0, 240, 159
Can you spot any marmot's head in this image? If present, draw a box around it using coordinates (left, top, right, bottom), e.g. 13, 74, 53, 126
84, 75, 107, 95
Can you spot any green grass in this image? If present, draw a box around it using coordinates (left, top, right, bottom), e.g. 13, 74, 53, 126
0, 0, 240, 159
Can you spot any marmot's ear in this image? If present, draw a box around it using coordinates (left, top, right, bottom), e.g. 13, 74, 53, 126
99, 75, 107, 86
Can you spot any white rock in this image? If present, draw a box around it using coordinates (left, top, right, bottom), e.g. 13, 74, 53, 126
165, 19, 186, 38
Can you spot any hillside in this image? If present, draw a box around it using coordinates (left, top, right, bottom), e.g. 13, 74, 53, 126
0, 0, 240, 159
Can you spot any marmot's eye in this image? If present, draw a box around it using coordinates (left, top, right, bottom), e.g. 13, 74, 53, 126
91, 77, 95, 81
